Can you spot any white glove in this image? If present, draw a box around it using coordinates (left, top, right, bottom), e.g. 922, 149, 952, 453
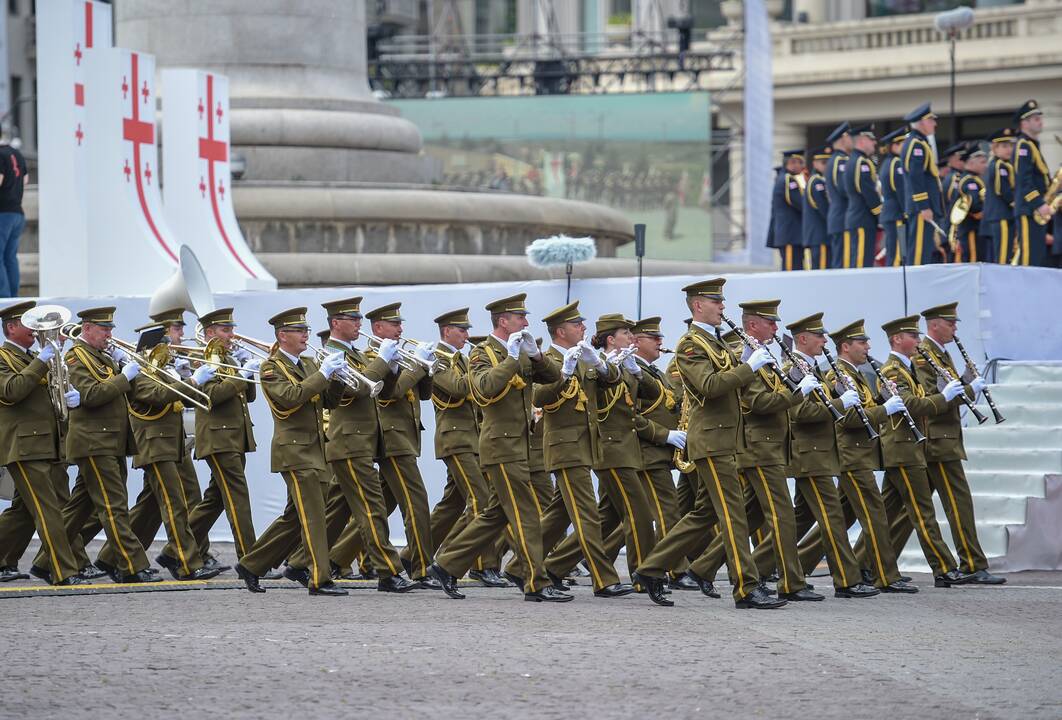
320, 352, 346, 379
797, 374, 819, 397
520, 332, 539, 358
38, 342, 56, 363
840, 389, 861, 409
506, 333, 523, 360
241, 358, 262, 379
64, 388, 81, 409
110, 346, 129, 365
121, 361, 140, 381
173, 357, 192, 379
621, 352, 641, 376
942, 379, 964, 402
561, 346, 580, 378
884, 394, 907, 416
666, 430, 687, 449
192, 364, 216, 386
969, 377, 987, 394
414, 342, 436, 364
231, 345, 252, 363
578, 341, 605, 370
746, 347, 775, 372
376, 339, 399, 364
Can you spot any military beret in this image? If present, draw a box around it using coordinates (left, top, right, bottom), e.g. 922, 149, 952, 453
881, 315, 922, 337
0, 300, 35, 323
830, 319, 870, 345
631, 316, 663, 337
682, 277, 726, 300
198, 307, 236, 327
542, 301, 585, 329
921, 302, 960, 322
268, 307, 309, 330
485, 293, 528, 315
1013, 99, 1042, 124
903, 102, 937, 123
365, 303, 403, 323
738, 299, 781, 321
785, 313, 826, 336
434, 307, 472, 328
825, 121, 851, 145
322, 296, 363, 319
78, 306, 117, 328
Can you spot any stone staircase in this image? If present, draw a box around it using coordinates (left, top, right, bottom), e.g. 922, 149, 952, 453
898, 361, 1062, 573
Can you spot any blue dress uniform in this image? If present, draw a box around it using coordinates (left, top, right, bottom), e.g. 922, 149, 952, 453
771, 151, 805, 271
951, 168, 986, 263
942, 143, 967, 209
824, 122, 850, 269
1013, 100, 1051, 266
879, 127, 907, 267
900, 104, 945, 266
803, 146, 832, 270
982, 128, 1016, 265
842, 126, 883, 268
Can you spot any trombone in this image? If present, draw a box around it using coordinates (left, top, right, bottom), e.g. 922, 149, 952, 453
194, 323, 275, 361
311, 344, 383, 397
364, 333, 435, 375
21, 305, 73, 422
168, 338, 260, 385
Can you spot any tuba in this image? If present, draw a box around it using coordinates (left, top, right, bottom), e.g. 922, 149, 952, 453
21, 305, 73, 422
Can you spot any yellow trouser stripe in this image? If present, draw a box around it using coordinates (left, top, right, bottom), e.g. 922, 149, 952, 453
153, 464, 190, 576
967, 231, 977, 263
755, 466, 791, 593
389, 457, 428, 574
526, 476, 544, 518
785, 245, 793, 271
706, 457, 745, 588
608, 468, 643, 566
89, 456, 136, 575
998, 220, 1009, 265
937, 462, 975, 571
893, 221, 903, 266
15, 462, 63, 582
847, 471, 887, 584
914, 218, 925, 266
804, 248, 812, 271
1021, 215, 1030, 266
498, 463, 536, 592
208, 454, 248, 557
642, 470, 668, 535
898, 467, 948, 572
857, 227, 865, 267
843, 231, 851, 269
807, 477, 848, 588
561, 468, 604, 590
288, 471, 320, 588
346, 459, 398, 576
451, 455, 484, 571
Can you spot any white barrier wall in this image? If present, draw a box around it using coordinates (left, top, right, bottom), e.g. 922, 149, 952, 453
13, 264, 1059, 544
161, 69, 276, 292
35, 0, 113, 297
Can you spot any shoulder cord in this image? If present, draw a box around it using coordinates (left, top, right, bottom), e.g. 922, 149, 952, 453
468, 344, 526, 408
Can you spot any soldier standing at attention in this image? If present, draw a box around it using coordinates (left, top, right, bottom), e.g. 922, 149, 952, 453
802, 145, 832, 270
879, 128, 908, 267
900, 103, 946, 266
842, 124, 884, 268
772, 149, 806, 271
824, 122, 853, 268
1012, 100, 1054, 266
982, 128, 1016, 265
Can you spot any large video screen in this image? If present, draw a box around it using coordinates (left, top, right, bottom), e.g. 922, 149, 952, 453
389, 92, 714, 262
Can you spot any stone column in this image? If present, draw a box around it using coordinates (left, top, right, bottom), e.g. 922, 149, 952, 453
116, 0, 429, 183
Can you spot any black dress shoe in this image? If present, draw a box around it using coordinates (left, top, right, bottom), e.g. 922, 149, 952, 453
669, 573, 701, 591
94, 560, 122, 583
765, 571, 780, 583
261, 568, 283, 580
79, 565, 108, 580
779, 587, 825, 601
835, 583, 880, 598
965, 569, 1006, 585
283, 566, 311, 588
427, 563, 465, 599
56, 575, 89, 586
594, 583, 635, 598
202, 555, 230, 573
29, 565, 52, 583
631, 571, 673, 607
401, 557, 414, 577
525, 586, 573, 603
470, 568, 510, 588
179, 566, 223, 581
120, 570, 163, 583
899, 575, 912, 582
881, 579, 919, 593
0, 566, 29, 582
502, 571, 525, 591
546, 571, 570, 591
686, 570, 721, 598
356, 566, 378, 580
414, 575, 442, 590
235, 562, 265, 593
338, 569, 362, 581
861, 568, 876, 586
156, 553, 183, 580
378, 574, 417, 593
735, 586, 788, 609
309, 582, 348, 596
934, 569, 972, 587
758, 581, 777, 596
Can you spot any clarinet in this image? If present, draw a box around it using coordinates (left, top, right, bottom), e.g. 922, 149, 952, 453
720, 314, 798, 392
771, 334, 844, 422
953, 336, 1005, 424
820, 344, 879, 440
916, 347, 989, 425
867, 356, 926, 444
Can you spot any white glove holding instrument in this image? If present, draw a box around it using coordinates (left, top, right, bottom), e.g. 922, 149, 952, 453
578, 341, 605, 371
231, 345, 252, 364
561, 346, 580, 378
884, 395, 907, 416
241, 358, 262, 379
622, 351, 641, 376
121, 361, 141, 381
941, 379, 964, 402
64, 389, 81, 409
666, 430, 687, 449
173, 357, 192, 379
376, 339, 400, 365
969, 377, 987, 394
746, 347, 775, 371
506, 333, 523, 360
38, 342, 56, 363
840, 389, 861, 409
192, 364, 216, 386
797, 374, 819, 397
520, 332, 540, 359
110, 346, 129, 365
320, 352, 346, 379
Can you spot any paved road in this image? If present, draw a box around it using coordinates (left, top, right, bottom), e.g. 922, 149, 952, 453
2, 542, 1060, 719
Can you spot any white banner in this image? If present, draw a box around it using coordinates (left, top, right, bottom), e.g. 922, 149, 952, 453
743, 0, 774, 266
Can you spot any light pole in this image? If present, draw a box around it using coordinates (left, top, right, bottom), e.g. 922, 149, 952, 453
934, 7, 975, 144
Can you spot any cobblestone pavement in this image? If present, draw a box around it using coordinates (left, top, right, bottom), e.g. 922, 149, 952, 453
2, 542, 1060, 720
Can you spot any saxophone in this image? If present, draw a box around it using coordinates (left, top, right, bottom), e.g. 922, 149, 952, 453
672, 392, 696, 473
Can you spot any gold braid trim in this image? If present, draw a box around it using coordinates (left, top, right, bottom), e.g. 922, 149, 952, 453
263, 357, 316, 421
684, 332, 733, 371
71, 345, 114, 383
468, 344, 525, 408
541, 375, 586, 413
638, 375, 674, 415
597, 382, 632, 421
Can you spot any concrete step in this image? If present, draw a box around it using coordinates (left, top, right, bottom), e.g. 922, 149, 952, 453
964, 425, 1062, 450
934, 493, 1029, 525
964, 470, 1047, 497
898, 520, 1009, 572
995, 361, 1062, 385
969, 403, 1058, 427
978, 382, 1062, 405
964, 448, 1062, 473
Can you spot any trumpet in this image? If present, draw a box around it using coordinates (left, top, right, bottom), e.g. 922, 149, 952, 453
311, 345, 383, 397
195, 324, 275, 362
365, 333, 435, 375
21, 305, 73, 422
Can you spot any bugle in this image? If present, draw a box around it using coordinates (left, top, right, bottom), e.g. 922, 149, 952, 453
365, 333, 435, 374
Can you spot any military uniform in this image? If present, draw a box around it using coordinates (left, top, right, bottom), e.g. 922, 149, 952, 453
901, 104, 945, 266
879, 128, 908, 267
824, 122, 851, 269
949, 145, 989, 263
802, 146, 832, 270
842, 126, 883, 268
982, 128, 1017, 265
431, 294, 563, 599
235, 308, 345, 594
0, 301, 82, 584
771, 151, 806, 271
1013, 100, 1051, 266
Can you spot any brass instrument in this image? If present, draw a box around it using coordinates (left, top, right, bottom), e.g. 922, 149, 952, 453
169, 339, 260, 385
195, 324, 276, 362
947, 193, 971, 255
605, 346, 638, 366
867, 357, 926, 443
365, 333, 435, 374
311, 344, 383, 397
1032, 167, 1061, 226
21, 305, 73, 422
915, 347, 988, 425
672, 392, 696, 474
953, 336, 1005, 424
